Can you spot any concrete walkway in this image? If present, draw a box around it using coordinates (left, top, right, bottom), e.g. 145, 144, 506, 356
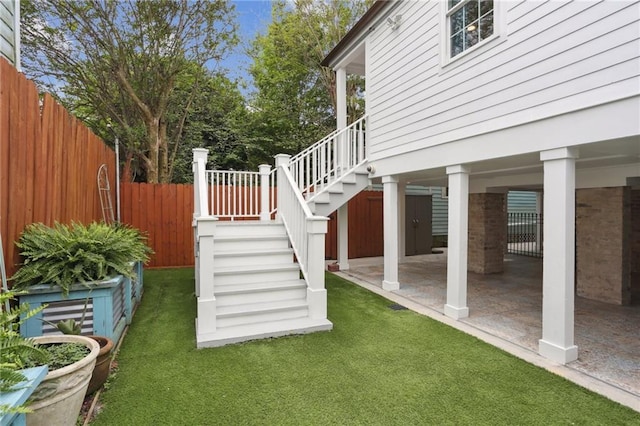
333, 250, 640, 412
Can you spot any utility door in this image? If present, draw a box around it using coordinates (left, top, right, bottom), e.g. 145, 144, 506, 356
405, 195, 432, 256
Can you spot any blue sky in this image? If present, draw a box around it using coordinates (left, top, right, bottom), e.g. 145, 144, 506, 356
219, 1, 274, 97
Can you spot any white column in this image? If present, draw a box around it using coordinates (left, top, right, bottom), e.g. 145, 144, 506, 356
445, 165, 469, 319
336, 68, 347, 130
539, 147, 579, 364
337, 205, 349, 270
383, 176, 399, 290
336, 67, 347, 173
336, 67, 349, 270
258, 164, 271, 221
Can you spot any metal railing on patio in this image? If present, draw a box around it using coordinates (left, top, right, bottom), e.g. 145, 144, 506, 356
507, 212, 543, 258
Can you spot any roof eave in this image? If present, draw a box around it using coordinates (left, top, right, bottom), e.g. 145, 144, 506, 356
320, 0, 394, 68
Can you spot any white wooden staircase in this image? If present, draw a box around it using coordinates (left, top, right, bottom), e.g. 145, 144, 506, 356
306, 164, 369, 216
193, 116, 368, 348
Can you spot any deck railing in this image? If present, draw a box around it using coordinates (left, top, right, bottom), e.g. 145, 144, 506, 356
206, 167, 275, 220
275, 154, 328, 318
289, 115, 367, 199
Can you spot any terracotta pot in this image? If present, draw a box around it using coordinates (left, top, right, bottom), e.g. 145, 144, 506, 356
27, 335, 99, 426
86, 335, 114, 395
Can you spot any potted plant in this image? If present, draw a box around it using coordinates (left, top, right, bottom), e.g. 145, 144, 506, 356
0, 289, 49, 419
42, 296, 114, 395
11, 222, 152, 343
0, 290, 99, 426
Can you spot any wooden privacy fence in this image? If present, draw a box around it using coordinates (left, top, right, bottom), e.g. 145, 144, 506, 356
120, 183, 194, 268
0, 58, 382, 274
118, 183, 384, 268
0, 58, 116, 277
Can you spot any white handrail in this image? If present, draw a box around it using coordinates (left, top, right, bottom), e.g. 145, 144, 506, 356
289, 115, 367, 198
277, 161, 327, 291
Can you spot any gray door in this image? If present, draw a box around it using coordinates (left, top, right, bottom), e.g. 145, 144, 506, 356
405, 195, 432, 256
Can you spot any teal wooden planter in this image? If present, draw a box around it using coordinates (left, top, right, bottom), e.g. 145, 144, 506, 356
0, 366, 48, 426
18, 270, 141, 345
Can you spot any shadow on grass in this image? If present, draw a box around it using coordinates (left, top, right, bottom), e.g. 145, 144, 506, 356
92, 268, 640, 425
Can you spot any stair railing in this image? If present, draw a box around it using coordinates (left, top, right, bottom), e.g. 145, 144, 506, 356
289, 115, 367, 198
206, 166, 273, 220
275, 154, 329, 319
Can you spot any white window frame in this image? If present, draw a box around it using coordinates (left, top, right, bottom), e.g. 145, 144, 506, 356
439, 0, 504, 69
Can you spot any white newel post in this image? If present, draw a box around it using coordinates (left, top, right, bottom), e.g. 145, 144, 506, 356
275, 154, 291, 222
259, 164, 271, 221
306, 216, 329, 319
192, 148, 208, 298
539, 147, 579, 364
382, 175, 400, 290
192, 148, 209, 219
445, 165, 470, 319
195, 217, 218, 345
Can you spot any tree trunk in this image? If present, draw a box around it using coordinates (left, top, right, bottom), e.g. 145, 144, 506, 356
158, 120, 170, 183
145, 117, 161, 184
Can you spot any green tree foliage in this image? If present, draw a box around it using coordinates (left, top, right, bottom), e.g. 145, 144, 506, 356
21, 0, 238, 183
169, 68, 250, 183
246, 0, 371, 165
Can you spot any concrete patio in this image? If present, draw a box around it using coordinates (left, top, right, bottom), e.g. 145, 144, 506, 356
333, 250, 640, 412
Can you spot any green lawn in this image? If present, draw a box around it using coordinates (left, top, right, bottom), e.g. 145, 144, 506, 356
92, 268, 640, 425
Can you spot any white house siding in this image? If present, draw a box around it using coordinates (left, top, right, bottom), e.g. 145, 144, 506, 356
366, 0, 640, 166
507, 191, 537, 214
0, 0, 17, 66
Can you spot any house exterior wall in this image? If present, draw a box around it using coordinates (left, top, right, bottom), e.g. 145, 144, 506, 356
0, 0, 18, 67
576, 187, 631, 305
365, 1, 640, 171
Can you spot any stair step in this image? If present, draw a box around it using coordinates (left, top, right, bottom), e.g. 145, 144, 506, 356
216, 299, 309, 328
196, 317, 333, 348
215, 280, 307, 306
214, 221, 286, 237
213, 248, 294, 267
327, 182, 344, 194
214, 263, 300, 285
214, 234, 290, 250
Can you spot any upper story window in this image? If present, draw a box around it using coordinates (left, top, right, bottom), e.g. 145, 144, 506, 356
448, 0, 494, 58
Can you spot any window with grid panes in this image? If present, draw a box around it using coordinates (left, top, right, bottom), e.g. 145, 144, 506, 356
448, 0, 494, 58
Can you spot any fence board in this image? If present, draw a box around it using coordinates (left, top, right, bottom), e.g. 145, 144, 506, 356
120, 183, 195, 268
0, 58, 116, 277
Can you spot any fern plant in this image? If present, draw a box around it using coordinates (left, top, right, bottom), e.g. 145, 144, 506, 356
11, 222, 152, 297
0, 290, 49, 415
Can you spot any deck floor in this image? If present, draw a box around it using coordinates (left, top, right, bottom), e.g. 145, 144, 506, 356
334, 250, 640, 408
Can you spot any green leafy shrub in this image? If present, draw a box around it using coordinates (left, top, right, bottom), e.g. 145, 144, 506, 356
0, 290, 49, 415
11, 222, 153, 297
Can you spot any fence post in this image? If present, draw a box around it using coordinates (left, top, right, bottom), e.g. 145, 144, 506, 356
306, 216, 329, 319
259, 164, 271, 221
192, 148, 209, 218
274, 154, 291, 222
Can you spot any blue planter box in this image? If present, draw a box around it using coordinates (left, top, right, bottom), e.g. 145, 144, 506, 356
0, 366, 48, 426
18, 263, 144, 344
